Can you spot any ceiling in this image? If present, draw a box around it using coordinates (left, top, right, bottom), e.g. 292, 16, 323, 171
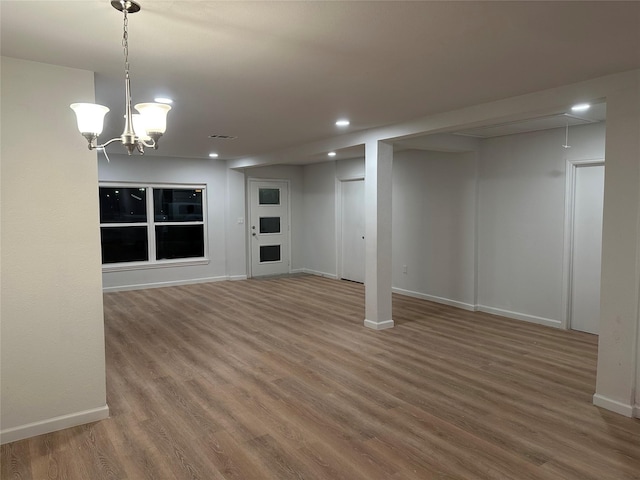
2, 1, 639, 162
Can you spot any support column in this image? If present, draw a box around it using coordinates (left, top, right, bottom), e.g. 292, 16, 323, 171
594, 73, 640, 417
363, 140, 394, 330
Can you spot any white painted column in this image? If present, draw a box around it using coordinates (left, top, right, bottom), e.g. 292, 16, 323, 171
594, 73, 640, 417
363, 140, 394, 330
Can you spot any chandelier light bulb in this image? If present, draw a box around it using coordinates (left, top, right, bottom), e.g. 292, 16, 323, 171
131, 114, 151, 140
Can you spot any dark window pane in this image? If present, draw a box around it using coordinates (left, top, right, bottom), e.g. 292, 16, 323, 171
260, 245, 281, 263
259, 217, 281, 234
258, 188, 280, 205
99, 187, 147, 223
101, 227, 148, 263
154, 188, 203, 222
156, 225, 204, 260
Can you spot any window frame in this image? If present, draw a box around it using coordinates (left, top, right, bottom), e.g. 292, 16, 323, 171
100, 182, 209, 271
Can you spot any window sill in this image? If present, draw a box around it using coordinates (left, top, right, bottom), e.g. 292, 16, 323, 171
102, 258, 210, 273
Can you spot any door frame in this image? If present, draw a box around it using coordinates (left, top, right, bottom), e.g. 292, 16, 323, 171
562, 158, 605, 330
246, 177, 292, 278
335, 175, 365, 281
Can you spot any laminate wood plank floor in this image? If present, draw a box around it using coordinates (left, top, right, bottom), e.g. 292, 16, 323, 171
3, 275, 639, 479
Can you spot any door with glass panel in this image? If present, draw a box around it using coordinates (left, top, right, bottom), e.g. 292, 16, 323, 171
249, 180, 290, 277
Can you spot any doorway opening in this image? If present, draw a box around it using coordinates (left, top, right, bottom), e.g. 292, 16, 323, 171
564, 160, 605, 335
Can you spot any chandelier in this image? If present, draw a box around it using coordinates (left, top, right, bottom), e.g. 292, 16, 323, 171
70, 0, 170, 155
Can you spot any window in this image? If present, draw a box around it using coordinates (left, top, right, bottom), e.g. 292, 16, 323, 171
260, 245, 281, 263
258, 187, 280, 205
259, 216, 280, 234
99, 184, 206, 267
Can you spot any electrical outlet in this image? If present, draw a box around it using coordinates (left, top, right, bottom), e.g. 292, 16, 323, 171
402, 265, 408, 274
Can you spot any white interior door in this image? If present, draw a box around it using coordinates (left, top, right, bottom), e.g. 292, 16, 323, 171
341, 179, 365, 283
249, 180, 290, 277
570, 164, 604, 335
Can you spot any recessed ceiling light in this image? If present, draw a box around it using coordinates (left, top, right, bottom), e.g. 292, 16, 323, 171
154, 97, 173, 104
328, 152, 337, 157
335, 119, 350, 127
209, 153, 219, 158
571, 103, 590, 112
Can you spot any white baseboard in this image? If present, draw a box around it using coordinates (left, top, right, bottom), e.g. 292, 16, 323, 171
392, 287, 476, 311
476, 305, 561, 328
103, 275, 230, 293
592, 394, 635, 417
1, 405, 109, 445
303, 269, 339, 280
227, 275, 247, 281
364, 319, 395, 330
393, 288, 562, 329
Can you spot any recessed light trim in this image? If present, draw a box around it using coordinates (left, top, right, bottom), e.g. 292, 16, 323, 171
571, 103, 591, 112
328, 151, 337, 157
335, 119, 350, 127
209, 153, 219, 158
154, 97, 173, 104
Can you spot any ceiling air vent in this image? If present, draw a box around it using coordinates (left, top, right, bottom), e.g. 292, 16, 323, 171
209, 134, 237, 140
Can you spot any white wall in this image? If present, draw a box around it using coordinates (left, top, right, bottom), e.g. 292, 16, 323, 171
302, 162, 337, 277
477, 123, 606, 326
98, 154, 233, 290
293, 157, 366, 279
392, 150, 477, 309
297, 150, 477, 311
595, 77, 640, 417
296, 125, 605, 325
336, 157, 365, 180
244, 165, 305, 271
225, 166, 248, 280
1, 57, 109, 443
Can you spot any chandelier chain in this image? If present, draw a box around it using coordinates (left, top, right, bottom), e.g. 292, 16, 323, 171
122, 3, 129, 79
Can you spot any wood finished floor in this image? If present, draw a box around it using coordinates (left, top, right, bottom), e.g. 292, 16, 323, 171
2, 275, 640, 480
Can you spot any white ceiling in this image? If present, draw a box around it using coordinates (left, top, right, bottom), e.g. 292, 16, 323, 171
2, 1, 639, 162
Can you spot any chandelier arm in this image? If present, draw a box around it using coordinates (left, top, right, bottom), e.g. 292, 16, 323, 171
94, 137, 123, 149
